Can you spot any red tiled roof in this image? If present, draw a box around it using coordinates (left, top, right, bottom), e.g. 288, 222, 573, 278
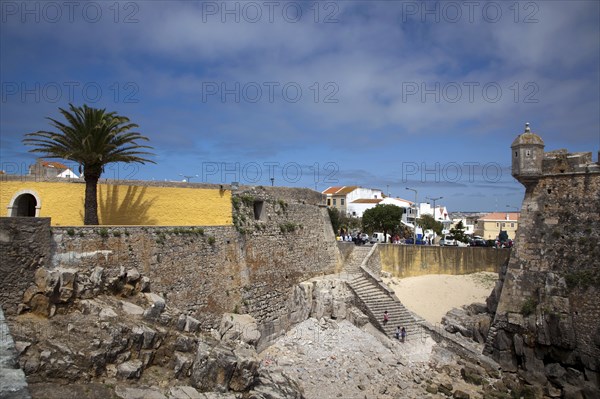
478, 212, 520, 221
40, 160, 68, 169
322, 186, 359, 195
351, 198, 383, 204
335, 186, 359, 195
322, 186, 343, 194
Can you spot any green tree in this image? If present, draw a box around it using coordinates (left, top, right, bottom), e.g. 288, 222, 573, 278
449, 220, 469, 243
328, 207, 361, 236
418, 214, 443, 235
327, 207, 341, 235
362, 204, 404, 242
23, 104, 155, 225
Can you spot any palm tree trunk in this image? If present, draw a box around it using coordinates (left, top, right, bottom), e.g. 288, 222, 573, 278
84, 173, 100, 225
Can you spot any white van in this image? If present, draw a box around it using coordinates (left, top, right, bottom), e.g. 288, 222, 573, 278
371, 232, 391, 243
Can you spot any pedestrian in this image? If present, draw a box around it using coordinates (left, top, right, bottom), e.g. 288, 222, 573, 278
401, 326, 406, 343
395, 326, 401, 340
383, 310, 389, 325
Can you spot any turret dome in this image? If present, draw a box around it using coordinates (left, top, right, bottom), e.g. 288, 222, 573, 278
511, 123, 545, 185
511, 123, 544, 147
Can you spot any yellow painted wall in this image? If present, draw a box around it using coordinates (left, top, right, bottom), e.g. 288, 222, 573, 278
481, 220, 518, 240
0, 181, 232, 226
378, 244, 510, 278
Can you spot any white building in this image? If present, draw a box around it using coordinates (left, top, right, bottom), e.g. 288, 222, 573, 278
323, 186, 384, 216
28, 159, 79, 179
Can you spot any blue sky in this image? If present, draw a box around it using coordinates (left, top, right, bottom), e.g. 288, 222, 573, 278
1, 1, 599, 212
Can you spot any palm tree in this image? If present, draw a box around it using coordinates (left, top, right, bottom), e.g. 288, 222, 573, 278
23, 104, 155, 225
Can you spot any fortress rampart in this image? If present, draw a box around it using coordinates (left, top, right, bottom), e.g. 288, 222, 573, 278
0, 185, 342, 347
486, 126, 600, 389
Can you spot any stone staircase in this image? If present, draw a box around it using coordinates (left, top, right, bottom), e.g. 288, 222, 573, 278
343, 245, 373, 274
349, 275, 420, 339
342, 245, 420, 339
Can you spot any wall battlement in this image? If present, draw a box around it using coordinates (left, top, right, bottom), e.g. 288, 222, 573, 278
487, 128, 600, 394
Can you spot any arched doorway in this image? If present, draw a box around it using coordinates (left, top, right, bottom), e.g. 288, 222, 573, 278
7, 191, 41, 217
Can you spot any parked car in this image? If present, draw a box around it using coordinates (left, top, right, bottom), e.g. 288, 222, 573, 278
439, 235, 457, 246
353, 233, 369, 245
469, 238, 489, 247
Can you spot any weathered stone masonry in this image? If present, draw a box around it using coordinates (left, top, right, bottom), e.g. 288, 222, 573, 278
0, 217, 52, 315
485, 129, 600, 392
1, 186, 342, 349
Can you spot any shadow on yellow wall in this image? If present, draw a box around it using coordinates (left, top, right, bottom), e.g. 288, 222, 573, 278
0, 180, 232, 226
96, 185, 158, 225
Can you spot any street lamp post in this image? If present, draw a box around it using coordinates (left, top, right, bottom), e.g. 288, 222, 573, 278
406, 187, 418, 245
426, 196, 443, 244
426, 196, 443, 220
179, 174, 199, 183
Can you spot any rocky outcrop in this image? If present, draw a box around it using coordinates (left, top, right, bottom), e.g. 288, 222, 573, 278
442, 303, 491, 344
18, 265, 152, 317
9, 266, 309, 398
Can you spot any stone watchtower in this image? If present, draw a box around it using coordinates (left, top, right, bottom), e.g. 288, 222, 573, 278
511, 123, 545, 185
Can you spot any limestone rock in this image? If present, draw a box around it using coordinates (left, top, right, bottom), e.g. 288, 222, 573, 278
167, 386, 204, 399
191, 342, 237, 392
115, 386, 167, 399
57, 267, 78, 303
126, 268, 141, 284
99, 307, 118, 320
247, 369, 305, 399
143, 293, 166, 320
116, 360, 143, 379
453, 389, 470, 399
218, 313, 261, 347
173, 352, 193, 378
230, 343, 259, 391
121, 300, 145, 316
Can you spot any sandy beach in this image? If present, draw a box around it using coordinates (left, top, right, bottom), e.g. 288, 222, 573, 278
383, 272, 498, 325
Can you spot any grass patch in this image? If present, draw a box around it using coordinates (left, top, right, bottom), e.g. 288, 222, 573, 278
521, 298, 537, 316
279, 222, 298, 233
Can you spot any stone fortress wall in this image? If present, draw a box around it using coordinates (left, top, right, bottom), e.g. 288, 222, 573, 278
485, 126, 600, 390
0, 185, 343, 348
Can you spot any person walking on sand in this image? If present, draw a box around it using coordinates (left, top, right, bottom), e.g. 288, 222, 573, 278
401, 326, 406, 343
383, 310, 389, 325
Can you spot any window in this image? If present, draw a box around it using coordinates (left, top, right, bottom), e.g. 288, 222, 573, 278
511, 223, 514, 228
515, 151, 518, 157
253, 200, 266, 221
341, 199, 345, 206
327, 198, 331, 206
333, 199, 337, 206
526, 150, 531, 156
496, 222, 499, 227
